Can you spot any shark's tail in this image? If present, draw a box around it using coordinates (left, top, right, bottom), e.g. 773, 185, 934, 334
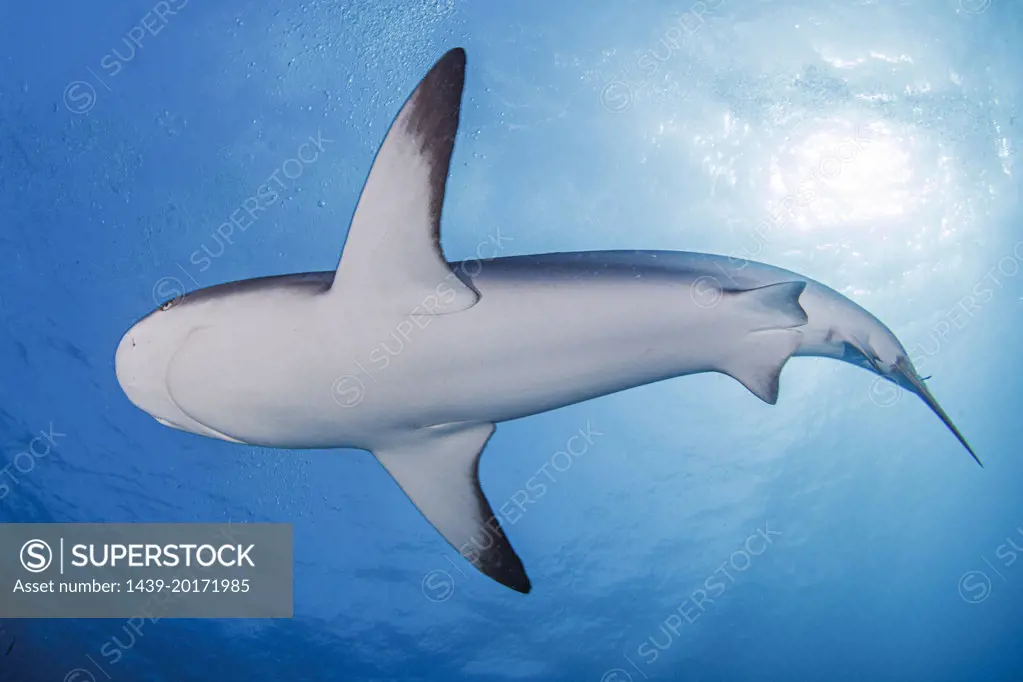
716, 281, 808, 404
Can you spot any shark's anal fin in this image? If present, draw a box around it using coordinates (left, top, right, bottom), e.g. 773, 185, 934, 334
717, 282, 808, 404
330, 47, 478, 315
373, 422, 531, 593
720, 329, 802, 404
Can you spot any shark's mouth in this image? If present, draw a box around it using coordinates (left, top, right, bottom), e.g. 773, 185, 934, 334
154, 415, 245, 444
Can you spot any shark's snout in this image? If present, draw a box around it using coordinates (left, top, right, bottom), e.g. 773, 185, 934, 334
114, 318, 187, 425
114, 329, 139, 393
115, 323, 167, 416
115, 319, 246, 445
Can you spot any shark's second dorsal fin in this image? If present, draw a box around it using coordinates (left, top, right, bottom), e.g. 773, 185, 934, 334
329, 48, 478, 315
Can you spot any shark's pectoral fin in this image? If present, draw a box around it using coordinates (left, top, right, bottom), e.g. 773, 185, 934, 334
329, 48, 478, 316
717, 282, 808, 404
373, 422, 531, 593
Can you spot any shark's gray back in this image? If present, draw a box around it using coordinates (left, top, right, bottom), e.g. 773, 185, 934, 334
449, 249, 887, 365
458, 250, 826, 292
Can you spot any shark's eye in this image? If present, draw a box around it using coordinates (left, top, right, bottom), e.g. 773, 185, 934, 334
160, 296, 183, 311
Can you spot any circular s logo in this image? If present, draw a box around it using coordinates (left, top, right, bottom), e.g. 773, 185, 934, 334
152, 276, 186, 306
958, 570, 992, 604
690, 275, 724, 309
332, 375, 365, 408
600, 81, 634, 114
20, 539, 52, 573
868, 375, 902, 408
959, 0, 991, 14
63, 81, 97, 114
421, 569, 455, 603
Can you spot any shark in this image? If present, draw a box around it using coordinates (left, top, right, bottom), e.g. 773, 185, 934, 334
114, 48, 978, 594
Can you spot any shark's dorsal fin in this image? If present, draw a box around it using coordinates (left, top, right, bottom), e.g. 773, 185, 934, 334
329, 47, 478, 315
374, 422, 531, 593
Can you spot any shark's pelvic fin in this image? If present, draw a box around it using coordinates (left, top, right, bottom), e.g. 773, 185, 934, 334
373, 422, 531, 593
717, 282, 808, 404
330, 47, 478, 315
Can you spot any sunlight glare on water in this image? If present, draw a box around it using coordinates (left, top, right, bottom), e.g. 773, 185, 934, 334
771, 120, 924, 229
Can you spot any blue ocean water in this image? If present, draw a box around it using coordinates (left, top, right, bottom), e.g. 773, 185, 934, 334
1, 0, 1021, 680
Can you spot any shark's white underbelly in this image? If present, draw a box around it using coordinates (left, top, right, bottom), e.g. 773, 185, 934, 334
163, 261, 795, 449
372, 272, 716, 426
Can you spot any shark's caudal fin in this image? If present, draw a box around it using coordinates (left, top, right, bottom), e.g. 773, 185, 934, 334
718, 282, 808, 404
374, 423, 531, 593
329, 47, 479, 315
